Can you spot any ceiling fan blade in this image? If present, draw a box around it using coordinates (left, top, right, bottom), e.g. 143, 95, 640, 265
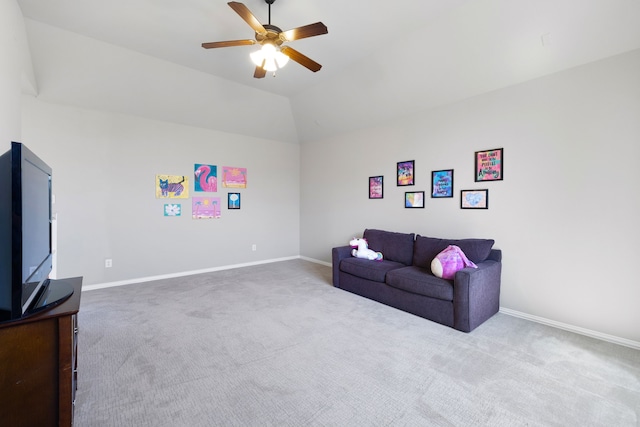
202, 39, 256, 49
254, 64, 267, 79
228, 2, 266, 34
280, 22, 328, 42
280, 46, 322, 72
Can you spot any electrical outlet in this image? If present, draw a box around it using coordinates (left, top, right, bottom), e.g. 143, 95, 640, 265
105, 259, 113, 268
252, 244, 257, 251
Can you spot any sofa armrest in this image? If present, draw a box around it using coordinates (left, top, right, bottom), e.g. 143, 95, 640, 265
487, 248, 502, 262
332, 246, 353, 287
453, 260, 502, 332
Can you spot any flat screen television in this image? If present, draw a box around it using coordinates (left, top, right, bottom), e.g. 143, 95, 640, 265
0, 142, 72, 322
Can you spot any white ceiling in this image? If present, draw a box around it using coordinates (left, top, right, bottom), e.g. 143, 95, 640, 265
16, 0, 640, 142
17, 0, 472, 98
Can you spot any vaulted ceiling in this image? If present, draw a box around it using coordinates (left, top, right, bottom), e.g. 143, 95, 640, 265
17, 0, 640, 143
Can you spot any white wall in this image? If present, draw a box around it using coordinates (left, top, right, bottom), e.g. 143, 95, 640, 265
15, 12, 302, 287
0, 0, 31, 145
22, 96, 300, 286
24, 19, 299, 144
300, 49, 640, 343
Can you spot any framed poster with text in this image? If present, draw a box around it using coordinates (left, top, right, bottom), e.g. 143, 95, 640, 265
475, 148, 503, 182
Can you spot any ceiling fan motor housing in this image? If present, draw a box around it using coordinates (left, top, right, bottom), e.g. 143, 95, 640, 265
256, 24, 284, 46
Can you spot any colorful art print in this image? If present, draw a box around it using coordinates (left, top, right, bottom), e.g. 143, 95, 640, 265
228, 193, 241, 209
192, 197, 221, 219
369, 176, 383, 199
431, 169, 454, 198
156, 175, 189, 199
222, 166, 247, 188
461, 189, 489, 209
475, 148, 503, 182
164, 204, 181, 217
397, 160, 415, 186
405, 191, 425, 208
194, 164, 217, 192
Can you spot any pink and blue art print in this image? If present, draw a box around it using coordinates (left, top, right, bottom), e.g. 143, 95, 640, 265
192, 197, 221, 219
431, 170, 454, 198
397, 160, 414, 186
194, 164, 217, 192
475, 148, 503, 182
405, 191, 424, 208
369, 176, 383, 199
461, 189, 489, 209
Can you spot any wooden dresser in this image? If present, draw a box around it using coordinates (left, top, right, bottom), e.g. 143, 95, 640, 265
0, 277, 82, 427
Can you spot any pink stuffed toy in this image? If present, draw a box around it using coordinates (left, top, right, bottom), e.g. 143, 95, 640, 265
431, 245, 477, 279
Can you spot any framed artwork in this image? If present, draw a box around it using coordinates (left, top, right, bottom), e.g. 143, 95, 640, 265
405, 191, 425, 208
228, 193, 241, 209
194, 164, 217, 192
155, 175, 189, 199
397, 160, 415, 186
431, 169, 454, 198
163, 204, 181, 217
222, 166, 247, 188
475, 148, 503, 182
461, 189, 489, 209
369, 176, 383, 199
192, 196, 221, 219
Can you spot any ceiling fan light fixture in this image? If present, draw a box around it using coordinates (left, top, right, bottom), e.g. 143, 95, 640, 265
264, 57, 278, 72
250, 49, 265, 66
250, 42, 288, 71
275, 50, 289, 68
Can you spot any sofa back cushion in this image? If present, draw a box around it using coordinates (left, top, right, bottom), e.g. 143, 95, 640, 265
454, 238, 495, 263
413, 235, 495, 268
413, 236, 448, 269
363, 229, 415, 266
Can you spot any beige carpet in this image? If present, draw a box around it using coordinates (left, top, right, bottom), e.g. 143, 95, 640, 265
75, 259, 640, 426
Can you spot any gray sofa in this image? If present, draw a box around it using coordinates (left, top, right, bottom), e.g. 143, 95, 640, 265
332, 229, 502, 332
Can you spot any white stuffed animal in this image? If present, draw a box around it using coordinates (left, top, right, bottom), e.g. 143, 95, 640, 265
349, 238, 383, 261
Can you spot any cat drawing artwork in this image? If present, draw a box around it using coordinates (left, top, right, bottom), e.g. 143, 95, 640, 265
156, 175, 189, 199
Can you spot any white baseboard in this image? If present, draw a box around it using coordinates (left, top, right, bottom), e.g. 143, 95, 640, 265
82, 256, 300, 291
299, 256, 331, 267
500, 307, 640, 350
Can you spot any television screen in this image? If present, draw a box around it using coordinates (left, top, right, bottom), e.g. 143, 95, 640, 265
0, 142, 54, 321
19, 154, 53, 311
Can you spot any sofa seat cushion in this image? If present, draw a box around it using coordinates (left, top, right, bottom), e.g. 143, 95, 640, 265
386, 266, 454, 301
363, 229, 415, 266
340, 258, 406, 283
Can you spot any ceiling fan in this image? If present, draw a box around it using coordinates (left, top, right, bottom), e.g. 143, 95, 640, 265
202, 0, 328, 78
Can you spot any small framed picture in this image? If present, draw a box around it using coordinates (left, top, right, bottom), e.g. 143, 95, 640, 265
397, 160, 415, 186
405, 191, 425, 208
431, 169, 454, 198
475, 148, 503, 182
227, 192, 241, 209
369, 176, 383, 199
164, 204, 182, 217
461, 189, 488, 209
